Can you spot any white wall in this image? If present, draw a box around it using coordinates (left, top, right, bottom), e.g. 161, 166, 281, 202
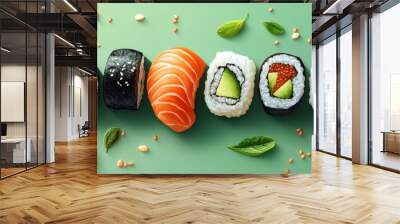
1, 65, 40, 137
54, 67, 89, 141
1, 63, 46, 164
55, 67, 69, 141
71, 73, 89, 139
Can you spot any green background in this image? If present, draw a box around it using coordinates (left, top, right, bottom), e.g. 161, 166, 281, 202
97, 3, 312, 174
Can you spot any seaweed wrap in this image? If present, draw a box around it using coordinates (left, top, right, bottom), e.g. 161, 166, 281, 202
259, 53, 305, 115
103, 49, 145, 110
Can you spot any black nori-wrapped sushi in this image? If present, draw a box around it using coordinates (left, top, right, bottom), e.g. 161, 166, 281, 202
103, 49, 145, 110
259, 53, 305, 115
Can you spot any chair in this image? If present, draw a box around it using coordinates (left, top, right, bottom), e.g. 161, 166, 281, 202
79, 121, 90, 138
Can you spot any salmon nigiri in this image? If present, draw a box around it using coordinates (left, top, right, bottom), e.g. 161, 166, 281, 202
147, 47, 206, 132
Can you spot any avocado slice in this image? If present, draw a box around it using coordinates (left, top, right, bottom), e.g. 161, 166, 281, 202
267, 72, 278, 92
273, 80, 293, 99
216, 68, 241, 99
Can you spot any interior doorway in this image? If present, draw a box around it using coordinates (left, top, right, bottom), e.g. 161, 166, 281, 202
54, 66, 97, 154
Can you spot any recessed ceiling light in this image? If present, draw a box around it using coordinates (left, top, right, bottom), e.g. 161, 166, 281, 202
1, 47, 11, 53
63, 0, 78, 12
323, 0, 354, 15
78, 67, 93, 76
54, 34, 75, 48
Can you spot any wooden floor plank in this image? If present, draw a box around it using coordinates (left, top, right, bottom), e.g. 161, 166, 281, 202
0, 135, 400, 224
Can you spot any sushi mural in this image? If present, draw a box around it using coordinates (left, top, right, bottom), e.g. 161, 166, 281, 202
103, 49, 146, 110
205, 51, 256, 118
148, 47, 206, 133
97, 3, 312, 174
259, 53, 305, 115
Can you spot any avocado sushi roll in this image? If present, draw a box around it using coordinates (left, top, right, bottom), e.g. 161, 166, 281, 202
204, 51, 256, 118
259, 53, 305, 115
103, 49, 146, 110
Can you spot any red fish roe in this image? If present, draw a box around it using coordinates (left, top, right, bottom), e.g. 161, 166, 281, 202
269, 63, 297, 79
268, 63, 297, 92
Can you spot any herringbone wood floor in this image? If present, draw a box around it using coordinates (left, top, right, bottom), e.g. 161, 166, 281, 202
1, 135, 400, 224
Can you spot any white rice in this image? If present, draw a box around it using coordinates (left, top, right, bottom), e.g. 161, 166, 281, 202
259, 54, 305, 110
204, 51, 256, 118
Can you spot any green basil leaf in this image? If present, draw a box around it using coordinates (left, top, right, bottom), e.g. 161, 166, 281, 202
228, 136, 276, 157
262, 21, 286, 35
217, 13, 249, 38
104, 127, 121, 151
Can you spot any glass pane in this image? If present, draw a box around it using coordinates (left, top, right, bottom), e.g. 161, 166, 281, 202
371, 4, 400, 171
26, 0, 39, 169
38, 33, 45, 165
27, 31, 38, 169
317, 36, 337, 154
1, 31, 27, 177
339, 29, 352, 158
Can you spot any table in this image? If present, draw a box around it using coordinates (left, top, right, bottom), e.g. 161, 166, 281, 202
1, 138, 31, 163
381, 131, 400, 155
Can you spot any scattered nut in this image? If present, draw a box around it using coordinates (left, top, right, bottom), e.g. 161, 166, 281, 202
298, 150, 304, 155
292, 32, 300, 40
135, 14, 145, 22
307, 37, 312, 44
297, 130, 304, 136
173, 27, 178, 33
292, 28, 299, 33
306, 152, 311, 157
117, 160, 134, 168
107, 17, 113, 23
120, 131, 127, 136
97, 42, 101, 48
172, 18, 178, 24
153, 135, 159, 141
117, 160, 124, 168
274, 40, 280, 46
268, 7, 273, 13
288, 158, 294, 163
301, 154, 306, 159
296, 128, 304, 136
138, 145, 149, 152
173, 15, 179, 20
281, 169, 290, 178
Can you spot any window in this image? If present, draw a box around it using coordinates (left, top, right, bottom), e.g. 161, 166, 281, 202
0, 1, 47, 179
370, 3, 400, 171
317, 36, 337, 154
339, 27, 352, 158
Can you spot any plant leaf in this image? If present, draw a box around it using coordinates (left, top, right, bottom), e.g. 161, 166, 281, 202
217, 13, 249, 38
262, 21, 286, 35
104, 127, 121, 151
227, 136, 276, 157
